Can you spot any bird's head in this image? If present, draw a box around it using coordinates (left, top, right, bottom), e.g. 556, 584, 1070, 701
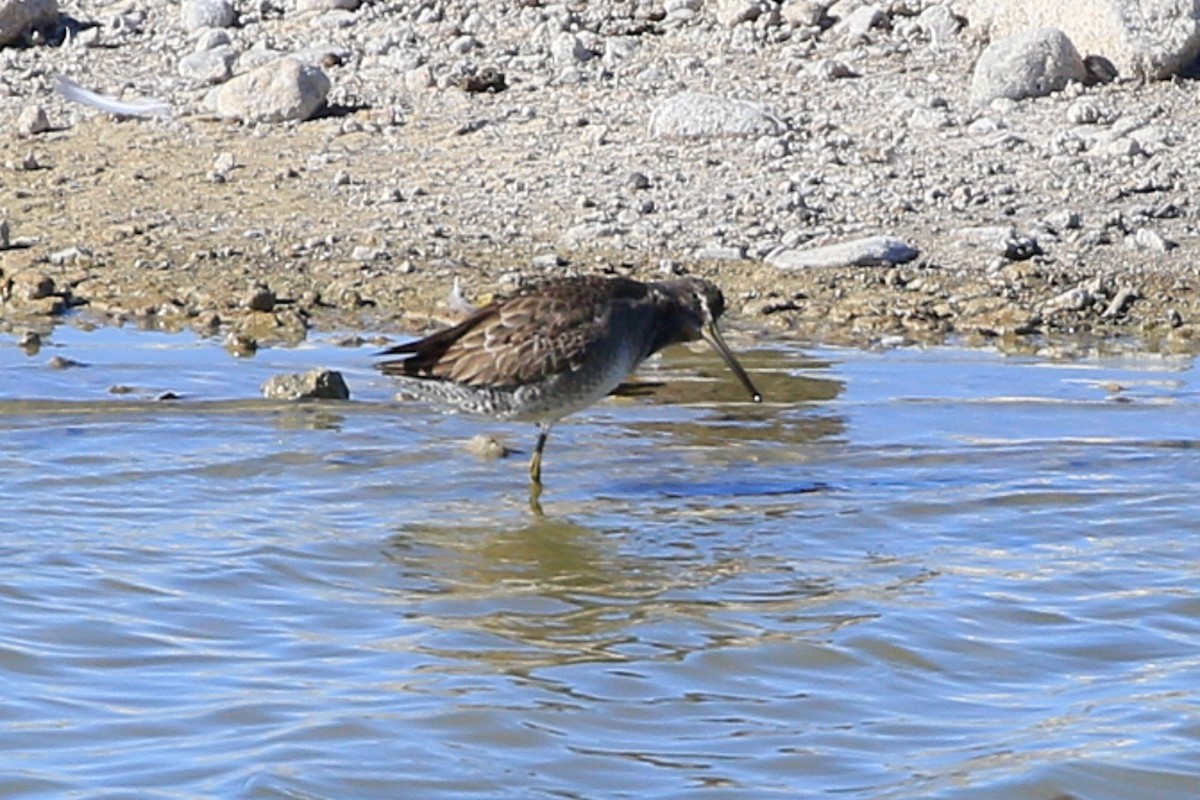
661, 278, 761, 403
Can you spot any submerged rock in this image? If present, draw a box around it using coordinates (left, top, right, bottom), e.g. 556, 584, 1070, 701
261, 368, 350, 401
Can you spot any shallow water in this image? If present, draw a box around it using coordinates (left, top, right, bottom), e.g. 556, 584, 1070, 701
1, 326, 1198, 799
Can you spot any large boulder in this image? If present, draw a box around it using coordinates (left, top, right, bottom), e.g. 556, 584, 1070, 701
209, 57, 330, 123
954, 0, 1200, 79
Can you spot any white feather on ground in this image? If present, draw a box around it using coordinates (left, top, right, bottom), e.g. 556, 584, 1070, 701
447, 277, 480, 314
55, 75, 172, 119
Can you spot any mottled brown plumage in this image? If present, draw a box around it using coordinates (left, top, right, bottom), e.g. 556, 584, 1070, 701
377, 275, 761, 487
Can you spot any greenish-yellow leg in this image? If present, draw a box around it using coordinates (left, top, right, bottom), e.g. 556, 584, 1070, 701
529, 424, 550, 485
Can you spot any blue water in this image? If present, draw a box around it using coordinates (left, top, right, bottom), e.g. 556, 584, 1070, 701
0, 325, 1197, 799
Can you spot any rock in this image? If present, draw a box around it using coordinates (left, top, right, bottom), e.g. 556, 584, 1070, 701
1128, 227, 1177, 252
970, 27, 1088, 105
914, 4, 963, 44
1101, 286, 1136, 318
1046, 284, 1091, 312
194, 28, 231, 50
404, 65, 434, 93
47, 355, 83, 369
261, 368, 350, 401
0, 0, 57, 46
296, 0, 361, 10
1066, 97, 1102, 124
180, 0, 235, 31
465, 434, 512, 460
225, 332, 258, 356
178, 46, 236, 84
767, 235, 919, 269
18, 330, 41, 352
649, 92, 784, 139
715, 0, 766, 27
782, 0, 824, 27
0, 217, 9, 249
8, 270, 55, 301
209, 57, 330, 123
47, 246, 92, 265
551, 32, 594, 65
456, 67, 506, 93
16, 105, 49, 137
834, 5, 883, 39
244, 285, 276, 312
955, 0, 1200, 79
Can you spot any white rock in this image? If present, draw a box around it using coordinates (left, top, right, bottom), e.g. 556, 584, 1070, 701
715, 0, 766, 26
0, 0, 57, 46
603, 36, 641, 64
194, 28, 232, 51
551, 32, 593, 64
1129, 227, 1177, 252
1066, 97, 1101, 124
834, 5, 883, 39
915, 4, 962, 45
404, 65, 434, 92
16, 105, 49, 136
295, 0, 361, 10
970, 27, 1088, 104
179, 46, 236, 84
209, 57, 331, 123
649, 92, 784, 139
767, 235, 920, 269
781, 0, 824, 27
180, 0, 235, 31
954, 0, 1200, 79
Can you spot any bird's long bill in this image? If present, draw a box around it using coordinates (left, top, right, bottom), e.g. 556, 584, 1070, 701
702, 322, 763, 403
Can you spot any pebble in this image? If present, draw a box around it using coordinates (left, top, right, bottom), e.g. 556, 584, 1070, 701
261, 368, 351, 401
179, 47, 236, 85
180, 0, 235, 32
296, 0, 362, 10
16, 105, 49, 137
465, 434, 512, 460
224, 332, 258, 356
18, 330, 41, 352
244, 285, 276, 312
47, 355, 84, 369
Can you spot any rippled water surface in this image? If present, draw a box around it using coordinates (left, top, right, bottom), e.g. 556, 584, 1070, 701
1, 326, 1198, 799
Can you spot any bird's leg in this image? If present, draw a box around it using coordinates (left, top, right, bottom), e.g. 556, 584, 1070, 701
529, 423, 551, 484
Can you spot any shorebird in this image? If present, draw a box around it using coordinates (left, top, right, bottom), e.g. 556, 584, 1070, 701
377, 275, 762, 487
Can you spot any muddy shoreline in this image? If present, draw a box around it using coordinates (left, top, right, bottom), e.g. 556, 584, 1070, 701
3, 2, 1200, 356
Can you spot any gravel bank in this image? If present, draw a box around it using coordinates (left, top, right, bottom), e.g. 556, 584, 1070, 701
3, 0, 1200, 355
